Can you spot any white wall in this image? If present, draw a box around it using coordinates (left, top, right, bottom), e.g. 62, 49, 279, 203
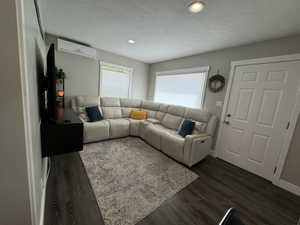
0, 0, 32, 224
149, 35, 300, 117
149, 34, 300, 189
46, 34, 149, 105
282, 115, 300, 187
22, 0, 48, 224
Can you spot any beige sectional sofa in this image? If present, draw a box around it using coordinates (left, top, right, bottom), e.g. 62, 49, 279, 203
71, 96, 218, 167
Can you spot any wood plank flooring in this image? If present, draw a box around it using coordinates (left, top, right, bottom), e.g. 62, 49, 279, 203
45, 151, 300, 225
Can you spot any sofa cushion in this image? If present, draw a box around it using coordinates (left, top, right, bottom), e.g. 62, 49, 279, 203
143, 109, 157, 118
161, 113, 183, 130
120, 98, 142, 108
83, 120, 110, 143
121, 108, 140, 118
146, 118, 160, 124
141, 101, 160, 111
127, 119, 144, 136
143, 124, 165, 150
161, 131, 185, 163
155, 103, 169, 121
78, 113, 89, 122
102, 107, 122, 119
101, 97, 121, 107
139, 120, 151, 140
74, 96, 100, 114
167, 105, 186, 117
159, 104, 169, 113
179, 120, 195, 137
184, 108, 211, 122
149, 124, 177, 136
108, 119, 130, 139
85, 106, 103, 122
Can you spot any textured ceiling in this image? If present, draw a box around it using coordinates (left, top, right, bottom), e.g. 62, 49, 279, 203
43, 0, 300, 63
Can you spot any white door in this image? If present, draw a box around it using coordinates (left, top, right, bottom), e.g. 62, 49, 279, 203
218, 61, 300, 181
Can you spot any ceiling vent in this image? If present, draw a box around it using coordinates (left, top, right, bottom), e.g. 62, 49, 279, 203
57, 39, 97, 59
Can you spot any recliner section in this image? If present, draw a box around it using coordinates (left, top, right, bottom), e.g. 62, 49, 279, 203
71, 96, 218, 167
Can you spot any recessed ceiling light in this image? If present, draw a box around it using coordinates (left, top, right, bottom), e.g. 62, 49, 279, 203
128, 40, 136, 44
188, 1, 205, 13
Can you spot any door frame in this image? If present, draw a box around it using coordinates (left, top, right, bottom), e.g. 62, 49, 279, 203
215, 53, 300, 195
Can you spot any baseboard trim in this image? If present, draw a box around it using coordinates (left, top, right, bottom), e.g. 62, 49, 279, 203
39, 158, 49, 225
210, 149, 217, 158
39, 183, 47, 225
276, 179, 300, 196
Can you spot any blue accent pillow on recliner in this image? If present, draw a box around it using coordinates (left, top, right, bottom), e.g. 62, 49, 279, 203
85, 106, 103, 122
179, 120, 195, 137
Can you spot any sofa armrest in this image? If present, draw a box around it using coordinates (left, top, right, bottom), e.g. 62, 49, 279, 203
78, 113, 89, 123
184, 134, 212, 167
186, 133, 210, 140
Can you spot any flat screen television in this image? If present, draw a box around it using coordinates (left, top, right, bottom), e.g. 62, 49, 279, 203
38, 43, 57, 121
46, 44, 56, 119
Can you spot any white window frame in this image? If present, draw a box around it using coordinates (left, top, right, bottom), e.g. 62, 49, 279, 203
154, 66, 210, 108
99, 61, 133, 98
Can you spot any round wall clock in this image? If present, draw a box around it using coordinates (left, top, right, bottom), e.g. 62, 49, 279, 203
208, 73, 225, 93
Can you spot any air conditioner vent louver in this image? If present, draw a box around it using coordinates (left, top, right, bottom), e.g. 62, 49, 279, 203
57, 39, 97, 59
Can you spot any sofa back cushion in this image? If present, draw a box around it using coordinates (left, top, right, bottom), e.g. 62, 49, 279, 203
101, 107, 122, 119
160, 105, 186, 130
120, 98, 142, 108
100, 97, 122, 119
184, 108, 211, 122
72, 96, 100, 114
120, 98, 142, 118
141, 100, 160, 118
101, 97, 121, 107
161, 114, 183, 130
184, 108, 213, 134
155, 103, 169, 121
168, 105, 186, 117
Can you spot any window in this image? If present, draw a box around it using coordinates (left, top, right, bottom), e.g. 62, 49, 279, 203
154, 67, 209, 108
100, 62, 133, 98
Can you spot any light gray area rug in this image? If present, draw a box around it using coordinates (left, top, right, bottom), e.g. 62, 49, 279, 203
80, 137, 198, 225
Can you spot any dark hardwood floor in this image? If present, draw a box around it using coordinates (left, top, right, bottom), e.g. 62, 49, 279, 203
45, 152, 300, 225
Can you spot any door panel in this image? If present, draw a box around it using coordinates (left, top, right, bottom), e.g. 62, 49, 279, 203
257, 90, 282, 127
235, 89, 254, 121
248, 133, 270, 164
219, 61, 300, 180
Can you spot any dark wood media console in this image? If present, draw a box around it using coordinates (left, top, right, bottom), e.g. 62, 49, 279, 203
41, 107, 83, 157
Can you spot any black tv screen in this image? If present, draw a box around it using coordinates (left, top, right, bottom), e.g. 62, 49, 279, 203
46, 44, 56, 119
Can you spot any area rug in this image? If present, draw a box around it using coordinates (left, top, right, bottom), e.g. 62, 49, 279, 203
80, 137, 198, 225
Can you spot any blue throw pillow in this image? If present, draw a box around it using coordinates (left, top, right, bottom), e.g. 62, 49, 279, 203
85, 106, 103, 122
179, 120, 195, 137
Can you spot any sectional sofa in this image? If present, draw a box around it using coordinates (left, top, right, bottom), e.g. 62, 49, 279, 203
71, 96, 218, 167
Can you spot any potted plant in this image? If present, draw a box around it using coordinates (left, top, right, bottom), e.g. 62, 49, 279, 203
56, 67, 66, 82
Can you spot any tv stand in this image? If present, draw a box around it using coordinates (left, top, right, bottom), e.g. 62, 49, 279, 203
41, 107, 83, 157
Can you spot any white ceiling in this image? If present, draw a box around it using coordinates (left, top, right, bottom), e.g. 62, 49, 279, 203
43, 0, 300, 63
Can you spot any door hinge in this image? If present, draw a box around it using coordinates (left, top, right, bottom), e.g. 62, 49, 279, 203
286, 121, 290, 130
273, 167, 277, 174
